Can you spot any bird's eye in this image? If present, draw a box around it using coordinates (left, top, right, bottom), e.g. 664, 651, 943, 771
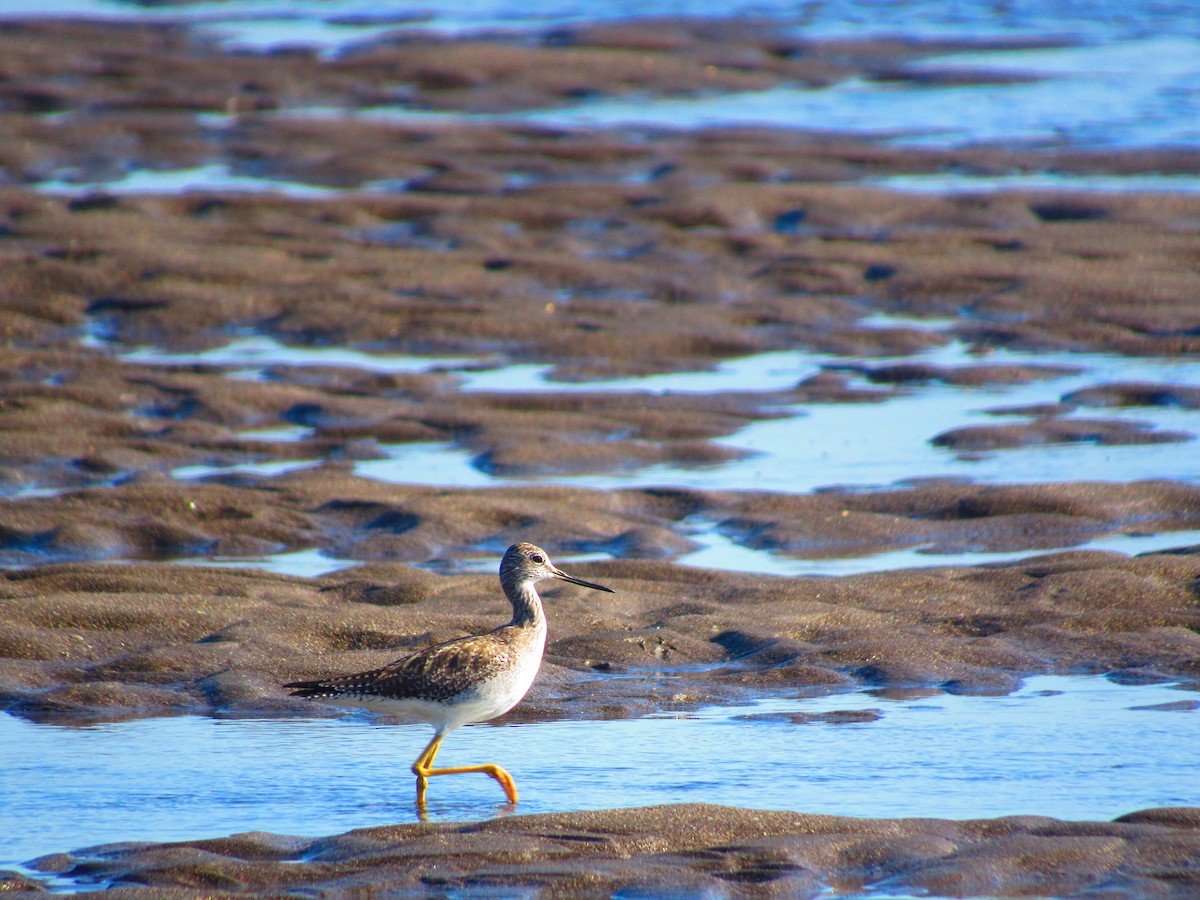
530, 553, 544, 564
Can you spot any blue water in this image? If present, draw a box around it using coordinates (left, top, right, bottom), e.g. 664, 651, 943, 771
4, 7, 1200, 889
12, 0, 1200, 45
351, 344, 1200, 493
131, 337, 1200, 496
71, 336, 1200, 576
24, 0, 1192, 566
2, 676, 1196, 871
11, 0, 1200, 157
518, 35, 1200, 149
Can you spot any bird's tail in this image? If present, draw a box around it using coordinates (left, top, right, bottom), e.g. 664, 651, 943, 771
284, 678, 335, 699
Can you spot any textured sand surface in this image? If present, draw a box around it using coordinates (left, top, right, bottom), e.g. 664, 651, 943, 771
2, 14, 1198, 896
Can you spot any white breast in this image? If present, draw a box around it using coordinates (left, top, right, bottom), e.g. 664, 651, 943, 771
325, 621, 547, 735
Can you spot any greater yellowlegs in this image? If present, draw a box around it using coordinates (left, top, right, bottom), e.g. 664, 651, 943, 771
285, 542, 614, 805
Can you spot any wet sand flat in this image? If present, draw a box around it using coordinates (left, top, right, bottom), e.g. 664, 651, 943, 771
3, 537, 1200, 722
14, 804, 1200, 898
1, 11, 1199, 897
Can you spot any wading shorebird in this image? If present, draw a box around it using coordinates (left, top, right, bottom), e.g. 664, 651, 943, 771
285, 542, 614, 806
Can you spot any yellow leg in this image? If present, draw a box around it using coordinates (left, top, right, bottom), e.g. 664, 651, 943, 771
411, 732, 519, 805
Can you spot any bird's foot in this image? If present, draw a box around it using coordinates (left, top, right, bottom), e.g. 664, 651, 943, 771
484, 764, 519, 804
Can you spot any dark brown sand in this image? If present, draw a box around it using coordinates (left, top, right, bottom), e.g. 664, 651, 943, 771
1, 14, 1199, 897
3, 525, 1199, 722
10, 804, 1199, 898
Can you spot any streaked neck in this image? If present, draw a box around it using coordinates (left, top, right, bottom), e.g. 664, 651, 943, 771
503, 577, 546, 629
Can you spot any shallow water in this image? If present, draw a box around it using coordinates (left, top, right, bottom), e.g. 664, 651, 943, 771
136, 334, 1200, 489
170, 546, 359, 578
171, 524, 1200, 580
8, 8, 1200, 894
519, 36, 1200, 150
14, 0, 1200, 47
116, 334, 476, 375
307, 42, 1200, 153
14, 1, 1200, 201
172, 458, 319, 482
676, 524, 1200, 577
34, 164, 344, 199
360, 342, 1200, 493
870, 172, 1200, 194
132, 334, 1200, 573
457, 349, 823, 394
2, 675, 1196, 871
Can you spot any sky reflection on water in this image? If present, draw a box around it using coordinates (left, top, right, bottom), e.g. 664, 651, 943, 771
2, 675, 1197, 869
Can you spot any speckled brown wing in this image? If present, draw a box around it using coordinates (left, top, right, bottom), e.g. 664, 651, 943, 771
287, 631, 513, 703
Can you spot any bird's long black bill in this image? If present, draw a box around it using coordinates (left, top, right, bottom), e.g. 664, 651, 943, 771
554, 570, 615, 593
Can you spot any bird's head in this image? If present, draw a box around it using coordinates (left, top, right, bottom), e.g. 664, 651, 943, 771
500, 542, 614, 593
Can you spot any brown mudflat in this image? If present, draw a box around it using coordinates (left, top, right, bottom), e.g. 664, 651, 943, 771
2, 13, 1199, 898
16, 804, 1200, 898
3, 529, 1199, 719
